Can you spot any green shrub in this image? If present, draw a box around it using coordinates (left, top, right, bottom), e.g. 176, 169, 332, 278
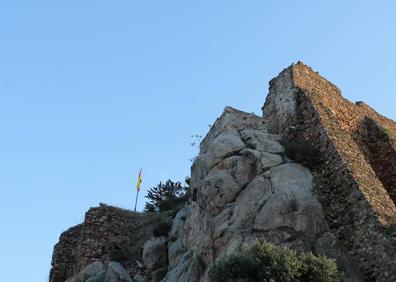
145, 178, 190, 212
144, 203, 156, 212
210, 241, 343, 282
210, 254, 259, 282
247, 242, 301, 282
312, 176, 321, 195
157, 195, 186, 212
152, 221, 171, 237
299, 252, 342, 282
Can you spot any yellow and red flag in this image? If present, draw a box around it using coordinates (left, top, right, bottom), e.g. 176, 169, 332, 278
136, 168, 142, 192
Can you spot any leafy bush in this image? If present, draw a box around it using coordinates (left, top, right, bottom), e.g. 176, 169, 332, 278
145, 178, 190, 212
312, 176, 322, 196
108, 245, 130, 262
152, 221, 172, 237
210, 241, 343, 282
144, 203, 156, 212
210, 254, 259, 282
299, 252, 342, 282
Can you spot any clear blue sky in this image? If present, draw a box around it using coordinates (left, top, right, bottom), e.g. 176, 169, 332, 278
1, 1, 395, 281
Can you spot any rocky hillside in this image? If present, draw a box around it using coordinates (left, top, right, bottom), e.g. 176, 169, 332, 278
50, 63, 396, 282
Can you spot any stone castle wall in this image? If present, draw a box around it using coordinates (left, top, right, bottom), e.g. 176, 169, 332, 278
263, 62, 396, 281
50, 204, 162, 282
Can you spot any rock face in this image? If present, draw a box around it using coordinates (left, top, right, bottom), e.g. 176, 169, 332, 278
65, 261, 132, 282
142, 237, 169, 282
50, 204, 163, 282
142, 237, 168, 272
163, 107, 360, 281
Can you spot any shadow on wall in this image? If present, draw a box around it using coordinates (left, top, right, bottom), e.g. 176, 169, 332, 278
356, 117, 396, 207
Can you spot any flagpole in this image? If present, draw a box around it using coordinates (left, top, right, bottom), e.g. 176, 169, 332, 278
134, 189, 139, 212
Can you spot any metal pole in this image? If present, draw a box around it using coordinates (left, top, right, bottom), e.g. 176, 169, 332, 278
134, 189, 139, 212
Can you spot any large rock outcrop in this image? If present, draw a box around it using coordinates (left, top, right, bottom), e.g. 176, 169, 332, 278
163, 107, 360, 281
65, 261, 132, 282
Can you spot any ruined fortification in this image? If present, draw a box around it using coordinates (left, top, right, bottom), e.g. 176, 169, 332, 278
50, 204, 165, 282
50, 63, 396, 282
264, 62, 396, 281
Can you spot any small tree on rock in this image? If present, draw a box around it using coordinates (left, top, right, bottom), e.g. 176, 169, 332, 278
144, 178, 189, 212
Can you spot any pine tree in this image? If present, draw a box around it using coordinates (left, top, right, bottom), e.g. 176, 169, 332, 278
144, 178, 189, 212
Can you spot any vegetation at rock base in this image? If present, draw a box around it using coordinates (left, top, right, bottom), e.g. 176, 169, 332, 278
152, 221, 172, 237
144, 178, 190, 212
210, 241, 343, 282
311, 176, 322, 195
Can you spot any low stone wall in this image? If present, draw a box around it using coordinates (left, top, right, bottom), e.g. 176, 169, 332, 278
50, 224, 83, 282
50, 204, 161, 282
